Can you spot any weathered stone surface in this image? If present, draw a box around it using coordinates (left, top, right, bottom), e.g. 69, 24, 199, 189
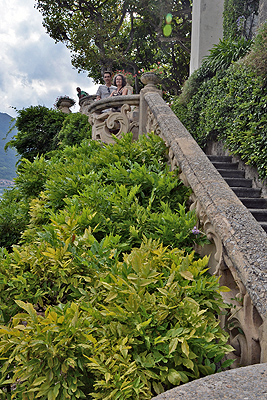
151, 363, 267, 400
145, 92, 267, 321
86, 95, 140, 143
144, 92, 267, 365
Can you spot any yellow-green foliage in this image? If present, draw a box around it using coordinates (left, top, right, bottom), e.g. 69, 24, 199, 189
0, 133, 233, 398
0, 239, 233, 399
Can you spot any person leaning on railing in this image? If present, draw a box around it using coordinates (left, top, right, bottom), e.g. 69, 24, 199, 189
95, 71, 117, 100
109, 73, 128, 111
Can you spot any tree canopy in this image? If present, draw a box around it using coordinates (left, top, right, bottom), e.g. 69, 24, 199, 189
35, 0, 192, 94
5, 106, 92, 162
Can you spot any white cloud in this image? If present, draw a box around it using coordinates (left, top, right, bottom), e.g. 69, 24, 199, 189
0, 0, 98, 117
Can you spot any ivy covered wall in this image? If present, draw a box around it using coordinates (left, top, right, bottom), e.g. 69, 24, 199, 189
223, 0, 260, 40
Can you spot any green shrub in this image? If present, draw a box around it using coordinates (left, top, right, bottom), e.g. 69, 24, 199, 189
56, 112, 92, 147
223, 0, 259, 40
243, 21, 267, 81
0, 189, 29, 251
0, 240, 233, 399
173, 12, 267, 180
173, 63, 267, 179
177, 38, 252, 108
5, 106, 67, 162
0, 133, 233, 398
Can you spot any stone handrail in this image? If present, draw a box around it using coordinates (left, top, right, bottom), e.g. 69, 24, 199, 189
84, 95, 140, 142
84, 78, 267, 366
87, 94, 140, 114
143, 91, 267, 365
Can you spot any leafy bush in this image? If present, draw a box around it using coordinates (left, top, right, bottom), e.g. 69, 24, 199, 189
0, 240, 233, 399
0, 189, 29, 251
56, 112, 92, 147
243, 21, 267, 81
177, 38, 252, 107
5, 106, 67, 161
173, 21, 267, 180
223, 0, 259, 40
173, 62, 267, 179
0, 132, 233, 398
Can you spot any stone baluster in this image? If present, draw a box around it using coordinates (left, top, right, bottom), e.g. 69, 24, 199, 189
138, 72, 162, 136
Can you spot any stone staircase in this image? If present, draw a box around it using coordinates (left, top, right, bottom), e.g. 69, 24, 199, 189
208, 155, 267, 233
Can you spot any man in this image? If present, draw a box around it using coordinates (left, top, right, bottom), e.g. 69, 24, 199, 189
76, 87, 88, 99
96, 71, 116, 100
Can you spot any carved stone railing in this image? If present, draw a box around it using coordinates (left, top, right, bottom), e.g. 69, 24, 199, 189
86, 95, 140, 143
79, 95, 97, 114
85, 77, 267, 366
143, 91, 267, 366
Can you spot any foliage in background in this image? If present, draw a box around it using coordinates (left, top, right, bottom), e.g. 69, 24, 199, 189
5, 106, 67, 162
242, 20, 267, 81
223, 0, 259, 40
56, 112, 92, 147
172, 22, 267, 180
0, 133, 233, 398
5, 106, 92, 162
0, 111, 92, 248
35, 0, 192, 95
0, 113, 18, 180
175, 37, 252, 106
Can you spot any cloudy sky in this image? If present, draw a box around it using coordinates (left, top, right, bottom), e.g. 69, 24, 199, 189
0, 0, 98, 118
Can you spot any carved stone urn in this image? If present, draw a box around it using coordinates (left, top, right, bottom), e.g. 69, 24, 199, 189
56, 97, 75, 113
140, 72, 160, 87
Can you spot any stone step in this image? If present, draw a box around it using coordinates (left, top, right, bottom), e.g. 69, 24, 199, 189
224, 177, 252, 188
212, 161, 239, 170
209, 154, 267, 233
208, 155, 232, 163
232, 187, 262, 198
218, 169, 245, 178
259, 222, 267, 233
249, 209, 267, 222
152, 363, 267, 400
240, 197, 267, 209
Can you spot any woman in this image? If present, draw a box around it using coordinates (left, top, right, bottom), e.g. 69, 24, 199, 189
109, 74, 128, 97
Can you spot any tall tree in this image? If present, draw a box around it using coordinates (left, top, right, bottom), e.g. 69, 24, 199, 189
35, 0, 192, 93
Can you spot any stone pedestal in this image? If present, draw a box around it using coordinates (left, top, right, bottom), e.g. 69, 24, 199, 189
139, 73, 162, 136
57, 98, 75, 113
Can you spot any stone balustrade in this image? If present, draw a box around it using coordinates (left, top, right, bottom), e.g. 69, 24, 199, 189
85, 95, 140, 142
143, 91, 267, 366
84, 75, 267, 367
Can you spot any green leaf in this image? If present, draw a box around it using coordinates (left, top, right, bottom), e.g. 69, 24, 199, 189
167, 369, 181, 385
181, 340, 189, 357
169, 338, 179, 354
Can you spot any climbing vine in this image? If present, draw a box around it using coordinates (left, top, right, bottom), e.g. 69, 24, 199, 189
223, 0, 260, 40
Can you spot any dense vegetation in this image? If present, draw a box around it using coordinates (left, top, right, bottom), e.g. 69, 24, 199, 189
223, 0, 259, 40
0, 132, 233, 399
172, 21, 267, 180
6, 106, 92, 162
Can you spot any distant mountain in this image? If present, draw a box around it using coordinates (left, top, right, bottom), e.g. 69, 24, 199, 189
0, 113, 18, 180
